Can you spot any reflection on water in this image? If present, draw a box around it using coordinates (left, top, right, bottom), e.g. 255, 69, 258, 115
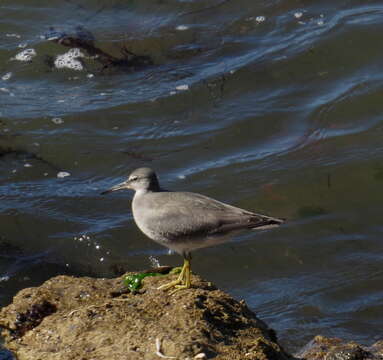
1, 0, 383, 351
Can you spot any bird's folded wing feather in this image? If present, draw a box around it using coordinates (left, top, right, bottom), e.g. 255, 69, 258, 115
144, 191, 283, 239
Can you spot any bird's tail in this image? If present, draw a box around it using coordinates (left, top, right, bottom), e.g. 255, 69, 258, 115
250, 214, 285, 230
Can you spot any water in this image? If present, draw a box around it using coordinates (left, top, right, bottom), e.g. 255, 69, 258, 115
1, 0, 383, 354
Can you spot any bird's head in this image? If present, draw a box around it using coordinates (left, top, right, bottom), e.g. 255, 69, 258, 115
101, 167, 160, 194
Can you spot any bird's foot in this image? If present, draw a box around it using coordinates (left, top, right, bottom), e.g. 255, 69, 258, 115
157, 258, 191, 293
169, 267, 182, 275
169, 284, 189, 295
157, 278, 183, 291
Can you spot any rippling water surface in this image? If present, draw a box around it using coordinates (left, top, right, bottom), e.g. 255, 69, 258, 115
1, 0, 383, 353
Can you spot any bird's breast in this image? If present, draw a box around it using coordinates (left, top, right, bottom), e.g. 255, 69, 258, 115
132, 194, 166, 242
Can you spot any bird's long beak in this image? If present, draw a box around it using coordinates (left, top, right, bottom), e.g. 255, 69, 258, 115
100, 180, 130, 195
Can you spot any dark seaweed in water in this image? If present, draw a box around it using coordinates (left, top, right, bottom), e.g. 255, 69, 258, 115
47, 26, 153, 72
0, 145, 60, 171
0, 238, 23, 257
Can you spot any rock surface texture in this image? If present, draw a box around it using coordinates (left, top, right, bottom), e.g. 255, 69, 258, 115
0, 273, 292, 360
296, 335, 383, 360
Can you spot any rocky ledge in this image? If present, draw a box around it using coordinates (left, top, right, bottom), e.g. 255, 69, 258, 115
0, 270, 382, 360
0, 271, 290, 360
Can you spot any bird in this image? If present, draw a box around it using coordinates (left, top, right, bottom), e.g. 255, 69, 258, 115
102, 167, 284, 293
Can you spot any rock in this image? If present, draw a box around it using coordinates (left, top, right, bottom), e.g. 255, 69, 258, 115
296, 335, 383, 360
0, 273, 292, 360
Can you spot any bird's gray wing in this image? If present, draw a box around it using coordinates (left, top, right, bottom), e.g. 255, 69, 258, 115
143, 191, 283, 240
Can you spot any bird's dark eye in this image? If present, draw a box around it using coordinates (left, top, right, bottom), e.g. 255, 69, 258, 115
129, 176, 138, 181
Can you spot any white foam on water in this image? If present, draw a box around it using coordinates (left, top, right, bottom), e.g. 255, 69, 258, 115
57, 171, 71, 178
294, 12, 303, 19
2, 72, 12, 81
149, 255, 161, 268
0, 87, 14, 96
255, 16, 266, 23
6, 33, 21, 39
46, 35, 60, 41
176, 25, 189, 31
54, 48, 85, 71
51, 117, 64, 124
176, 84, 189, 91
14, 48, 36, 61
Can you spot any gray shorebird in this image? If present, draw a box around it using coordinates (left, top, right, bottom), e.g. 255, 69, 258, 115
102, 167, 284, 293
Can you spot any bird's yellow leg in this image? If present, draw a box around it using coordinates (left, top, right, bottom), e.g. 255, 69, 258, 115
169, 258, 191, 294
157, 258, 190, 291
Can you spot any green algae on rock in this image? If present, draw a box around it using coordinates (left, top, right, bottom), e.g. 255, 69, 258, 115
123, 272, 163, 293
123, 267, 182, 293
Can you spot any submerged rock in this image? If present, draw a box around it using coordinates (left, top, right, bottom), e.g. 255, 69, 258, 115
0, 272, 292, 360
296, 335, 383, 360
